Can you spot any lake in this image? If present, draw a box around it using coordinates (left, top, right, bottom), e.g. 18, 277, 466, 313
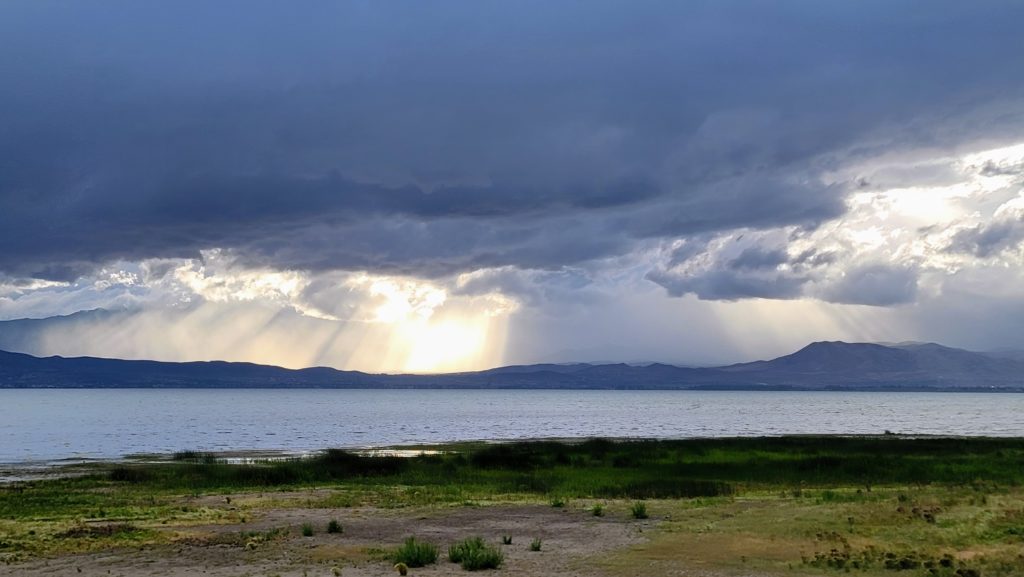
2, 389, 1022, 465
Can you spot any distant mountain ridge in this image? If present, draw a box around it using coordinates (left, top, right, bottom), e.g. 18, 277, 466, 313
2, 340, 1023, 391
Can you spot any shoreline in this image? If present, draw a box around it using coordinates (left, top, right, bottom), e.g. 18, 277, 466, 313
3, 432, 1018, 483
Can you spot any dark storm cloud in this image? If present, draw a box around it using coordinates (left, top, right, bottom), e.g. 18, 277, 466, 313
2, 0, 1023, 282
648, 245, 920, 306
647, 267, 809, 301
947, 217, 1024, 258
820, 264, 919, 307
728, 247, 790, 271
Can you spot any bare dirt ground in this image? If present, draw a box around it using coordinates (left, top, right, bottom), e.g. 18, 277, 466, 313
7, 504, 679, 577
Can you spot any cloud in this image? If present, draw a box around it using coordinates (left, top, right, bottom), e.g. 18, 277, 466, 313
818, 264, 918, 307
2, 2, 1023, 283
645, 137, 1024, 308
4, 2, 1024, 367
728, 247, 790, 271
946, 192, 1024, 258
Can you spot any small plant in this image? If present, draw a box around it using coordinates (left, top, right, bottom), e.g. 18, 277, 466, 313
549, 496, 566, 508
394, 536, 439, 568
331, 567, 342, 576
591, 503, 604, 517
301, 522, 314, 537
529, 538, 542, 551
449, 537, 484, 563
448, 536, 503, 570
462, 545, 504, 570
394, 562, 408, 576
327, 519, 343, 534
501, 535, 512, 545
630, 501, 649, 519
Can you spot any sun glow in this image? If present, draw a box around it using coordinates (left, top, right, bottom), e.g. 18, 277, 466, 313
400, 317, 492, 373
346, 274, 510, 373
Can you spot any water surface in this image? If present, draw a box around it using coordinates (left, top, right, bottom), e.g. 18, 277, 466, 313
1, 389, 1022, 465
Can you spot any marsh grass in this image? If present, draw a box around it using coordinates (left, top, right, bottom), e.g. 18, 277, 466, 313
7, 437, 1024, 526
81, 437, 1024, 500
171, 451, 218, 464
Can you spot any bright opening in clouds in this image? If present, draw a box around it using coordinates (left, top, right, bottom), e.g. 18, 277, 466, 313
1, 1, 1023, 371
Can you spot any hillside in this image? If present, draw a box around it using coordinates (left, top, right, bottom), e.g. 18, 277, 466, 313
2, 340, 1024, 390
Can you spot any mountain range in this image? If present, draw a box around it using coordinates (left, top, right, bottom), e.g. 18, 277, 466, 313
2, 340, 1023, 391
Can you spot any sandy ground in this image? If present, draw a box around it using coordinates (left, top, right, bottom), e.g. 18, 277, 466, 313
6, 504, 679, 577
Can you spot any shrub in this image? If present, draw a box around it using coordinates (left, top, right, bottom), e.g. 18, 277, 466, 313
591, 503, 604, 517
630, 501, 649, 519
462, 545, 503, 570
327, 519, 343, 534
529, 538, 542, 551
449, 537, 503, 570
172, 450, 218, 463
318, 449, 407, 477
449, 537, 483, 563
394, 536, 439, 567
109, 467, 150, 483
301, 522, 314, 537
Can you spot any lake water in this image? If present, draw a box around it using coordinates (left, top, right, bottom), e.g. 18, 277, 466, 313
2, 389, 1023, 465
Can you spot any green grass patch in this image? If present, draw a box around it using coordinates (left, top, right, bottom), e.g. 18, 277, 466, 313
393, 536, 439, 567
448, 536, 504, 570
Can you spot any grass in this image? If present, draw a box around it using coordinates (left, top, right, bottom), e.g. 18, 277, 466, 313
449, 536, 505, 570
301, 522, 314, 537
393, 536, 438, 567
75, 437, 1024, 499
529, 537, 542, 552
600, 485, 1024, 577
4, 436, 1024, 574
327, 519, 343, 534
591, 503, 605, 516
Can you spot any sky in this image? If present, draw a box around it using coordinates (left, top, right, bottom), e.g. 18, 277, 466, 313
2, 1, 1024, 372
